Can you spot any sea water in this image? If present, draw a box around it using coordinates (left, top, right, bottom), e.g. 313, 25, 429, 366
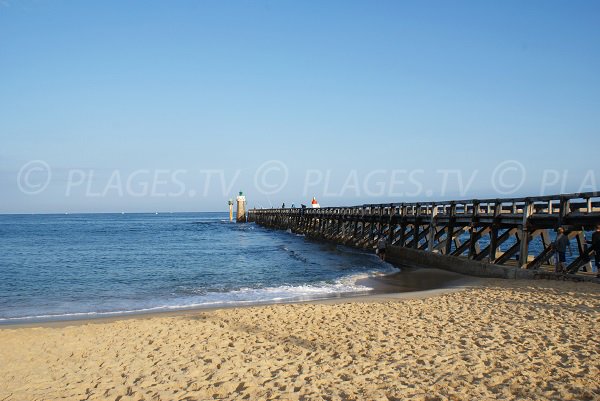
0, 212, 396, 323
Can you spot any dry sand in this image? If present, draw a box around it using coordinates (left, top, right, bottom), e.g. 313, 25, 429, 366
0, 279, 598, 401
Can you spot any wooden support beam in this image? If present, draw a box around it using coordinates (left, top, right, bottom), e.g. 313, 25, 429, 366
468, 201, 480, 259
518, 200, 533, 268
427, 204, 438, 252
488, 200, 501, 263
444, 203, 456, 255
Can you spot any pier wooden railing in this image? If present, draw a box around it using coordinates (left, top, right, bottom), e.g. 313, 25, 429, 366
248, 192, 600, 275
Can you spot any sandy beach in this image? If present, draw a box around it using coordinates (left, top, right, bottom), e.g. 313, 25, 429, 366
1, 278, 598, 401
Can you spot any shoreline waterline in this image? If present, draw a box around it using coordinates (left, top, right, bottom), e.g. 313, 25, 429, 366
0, 268, 474, 328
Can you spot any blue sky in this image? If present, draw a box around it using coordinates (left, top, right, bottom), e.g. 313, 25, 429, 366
1, 0, 599, 213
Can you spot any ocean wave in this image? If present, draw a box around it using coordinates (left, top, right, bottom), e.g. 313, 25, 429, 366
0, 270, 393, 324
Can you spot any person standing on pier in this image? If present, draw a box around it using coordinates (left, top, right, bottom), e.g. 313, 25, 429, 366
552, 227, 571, 273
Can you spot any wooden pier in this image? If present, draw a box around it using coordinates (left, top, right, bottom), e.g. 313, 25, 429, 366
248, 192, 600, 278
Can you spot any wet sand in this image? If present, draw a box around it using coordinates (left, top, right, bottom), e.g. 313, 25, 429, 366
0, 275, 598, 401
